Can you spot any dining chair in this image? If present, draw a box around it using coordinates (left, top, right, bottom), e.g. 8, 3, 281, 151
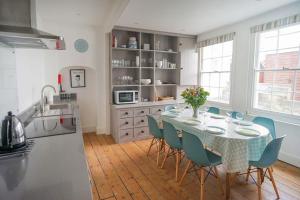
252, 117, 276, 139
245, 136, 285, 200
147, 115, 165, 166
179, 130, 224, 200
160, 121, 183, 181
208, 107, 220, 114
230, 111, 241, 119
165, 105, 175, 111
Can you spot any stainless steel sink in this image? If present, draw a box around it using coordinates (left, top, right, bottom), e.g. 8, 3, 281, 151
33, 104, 73, 118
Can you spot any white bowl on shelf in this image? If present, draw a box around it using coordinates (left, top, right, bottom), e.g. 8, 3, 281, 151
141, 79, 151, 85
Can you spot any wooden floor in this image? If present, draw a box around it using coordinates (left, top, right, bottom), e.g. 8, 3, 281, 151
83, 133, 300, 200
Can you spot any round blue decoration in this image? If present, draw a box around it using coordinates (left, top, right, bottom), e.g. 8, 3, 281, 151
74, 39, 89, 53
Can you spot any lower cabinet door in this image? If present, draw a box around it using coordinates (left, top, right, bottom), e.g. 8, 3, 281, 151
134, 127, 150, 140
119, 129, 134, 143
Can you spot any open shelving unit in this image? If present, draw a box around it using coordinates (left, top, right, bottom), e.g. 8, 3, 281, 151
110, 28, 180, 104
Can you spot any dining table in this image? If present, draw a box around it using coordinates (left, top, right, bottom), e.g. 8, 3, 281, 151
160, 108, 272, 200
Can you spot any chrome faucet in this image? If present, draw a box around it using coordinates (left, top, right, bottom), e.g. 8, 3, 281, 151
41, 85, 56, 113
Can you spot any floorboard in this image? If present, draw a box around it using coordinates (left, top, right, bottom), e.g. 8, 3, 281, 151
83, 133, 300, 200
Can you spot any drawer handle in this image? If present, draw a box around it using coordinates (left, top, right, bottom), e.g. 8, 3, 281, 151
141, 130, 144, 133
141, 111, 144, 113
125, 112, 128, 115
141, 120, 144, 123
125, 121, 129, 125
125, 133, 129, 136
158, 109, 162, 111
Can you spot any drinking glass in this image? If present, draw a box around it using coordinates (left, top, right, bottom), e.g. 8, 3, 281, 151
236, 112, 244, 127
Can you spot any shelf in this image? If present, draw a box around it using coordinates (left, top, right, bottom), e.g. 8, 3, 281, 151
113, 84, 139, 87
156, 68, 178, 70
141, 84, 154, 87
155, 84, 177, 86
112, 47, 140, 51
112, 67, 140, 69
155, 50, 178, 54
141, 67, 154, 69
141, 49, 155, 52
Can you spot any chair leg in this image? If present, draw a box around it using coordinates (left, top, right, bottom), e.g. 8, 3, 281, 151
156, 139, 162, 166
260, 169, 265, 183
160, 146, 171, 169
175, 150, 180, 182
268, 167, 280, 199
179, 160, 192, 185
200, 167, 205, 200
147, 138, 155, 156
214, 166, 224, 195
257, 168, 262, 200
246, 166, 251, 182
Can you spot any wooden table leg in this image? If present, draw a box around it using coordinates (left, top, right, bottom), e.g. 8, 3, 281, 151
226, 173, 231, 200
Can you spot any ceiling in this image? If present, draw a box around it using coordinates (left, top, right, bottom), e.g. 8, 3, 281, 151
117, 0, 298, 35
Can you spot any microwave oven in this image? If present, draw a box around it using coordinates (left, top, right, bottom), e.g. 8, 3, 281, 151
114, 90, 139, 104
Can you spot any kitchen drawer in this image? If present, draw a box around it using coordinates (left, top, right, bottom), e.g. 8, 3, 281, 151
134, 108, 149, 117
119, 118, 133, 129
119, 109, 133, 118
150, 106, 165, 115
119, 129, 134, 143
134, 127, 149, 139
134, 116, 148, 127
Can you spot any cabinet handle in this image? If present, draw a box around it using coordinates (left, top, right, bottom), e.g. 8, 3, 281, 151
141, 120, 144, 123
125, 121, 129, 125
158, 109, 162, 111
125, 133, 129, 136
141, 130, 144, 133
125, 112, 128, 115
141, 111, 144, 113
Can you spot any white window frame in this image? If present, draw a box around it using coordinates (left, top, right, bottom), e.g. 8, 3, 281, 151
247, 24, 300, 124
198, 39, 236, 109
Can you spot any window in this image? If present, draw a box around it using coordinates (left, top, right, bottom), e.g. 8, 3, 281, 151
199, 40, 233, 103
253, 23, 300, 116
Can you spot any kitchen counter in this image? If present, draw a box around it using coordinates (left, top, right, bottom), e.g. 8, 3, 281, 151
111, 99, 185, 109
0, 106, 92, 200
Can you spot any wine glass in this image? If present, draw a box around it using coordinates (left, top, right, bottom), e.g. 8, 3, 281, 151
236, 112, 244, 127
226, 111, 232, 123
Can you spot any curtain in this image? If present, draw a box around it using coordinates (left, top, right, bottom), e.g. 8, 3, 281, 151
251, 14, 300, 33
197, 32, 235, 48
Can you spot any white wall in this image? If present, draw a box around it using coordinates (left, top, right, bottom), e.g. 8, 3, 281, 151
197, 2, 300, 167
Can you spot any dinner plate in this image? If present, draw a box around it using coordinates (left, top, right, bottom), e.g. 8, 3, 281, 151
169, 109, 183, 113
235, 127, 260, 137
163, 113, 178, 118
233, 120, 253, 126
206, 126, 225, 134
182, 120, 199, 126
210, 114, 225, 119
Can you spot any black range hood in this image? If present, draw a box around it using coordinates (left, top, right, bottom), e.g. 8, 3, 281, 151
0, 0, 65, 50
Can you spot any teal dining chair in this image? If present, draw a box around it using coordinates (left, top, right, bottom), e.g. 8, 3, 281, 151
147, 115, 165, 166
160, 121, 183, 181
179, 130, 224, 200
245, 136, 285, 200
208, 107, 220, 114
165, 105, 175, 111
229, 111, 241, 119
252, 117, 276, 139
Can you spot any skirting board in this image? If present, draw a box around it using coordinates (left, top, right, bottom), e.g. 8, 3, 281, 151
82, 126, 96, 133
279, 152, 300, 168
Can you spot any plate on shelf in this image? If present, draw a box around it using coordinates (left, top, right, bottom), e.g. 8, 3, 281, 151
233, 120, 253, 126
210, 114, 225, 119
235, 127, 260, 137
206, 126, 225, 134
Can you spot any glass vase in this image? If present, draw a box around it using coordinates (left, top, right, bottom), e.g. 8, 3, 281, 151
193, 107, 199, 118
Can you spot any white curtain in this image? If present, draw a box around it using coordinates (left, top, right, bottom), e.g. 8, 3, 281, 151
197, 32, 235, 48
250, 14, 300, 33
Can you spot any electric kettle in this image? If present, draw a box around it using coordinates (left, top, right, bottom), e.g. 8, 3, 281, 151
0, 111, 26, 151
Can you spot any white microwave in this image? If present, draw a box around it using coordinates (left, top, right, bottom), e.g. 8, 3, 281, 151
114, 90, 139, 104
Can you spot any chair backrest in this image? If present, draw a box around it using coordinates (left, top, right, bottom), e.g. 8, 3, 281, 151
147, 115, 163, 139
253, 116, 276, 139
182, 130, 211, 166
208, 107, 220, 114
231, 111, 240, 119
165, 105, 175, 111
257, 136, 285, 168
162, 121, 182, 149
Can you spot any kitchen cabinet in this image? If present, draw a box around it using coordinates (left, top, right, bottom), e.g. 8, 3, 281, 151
178, 37, 198, 86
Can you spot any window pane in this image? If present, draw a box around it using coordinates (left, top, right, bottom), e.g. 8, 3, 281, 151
220, 73, 230, 88
219, 87, 230, 103
211, 58, 222, 71
293, 93, 300, 115
209, 87, 219, 101
222, 56, 232, 71
271, 92, 292, 114
257, 51, 279, 69
211, 43, 222, 57
273, 71, 295, 92
278, 32, 300, 49
210, 73, 220, 87
256, 71, 273, 92
203, 46, 212, 59
202, 59, 212, 72
223, 41, 233, 56
254, 91, 271, 110
201, 73, 210, 86
279, 24, 300, 35
259, 30, 278, 51
277, 48, 300, 69
295, 72, 300, 93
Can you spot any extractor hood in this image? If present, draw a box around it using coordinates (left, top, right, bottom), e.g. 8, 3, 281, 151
0, 0, 65, 50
